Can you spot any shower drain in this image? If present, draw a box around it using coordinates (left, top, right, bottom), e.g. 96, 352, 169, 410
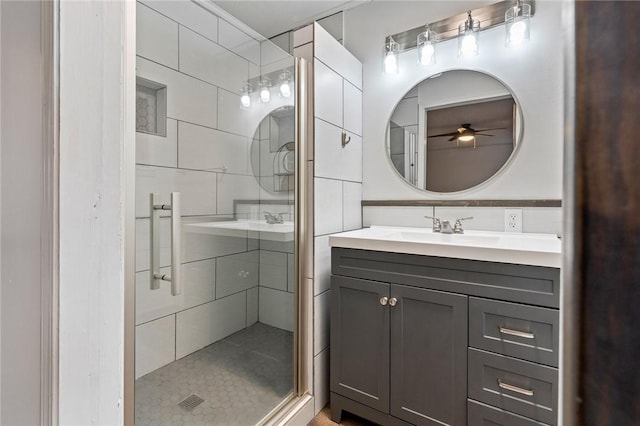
178, 394, 205, 411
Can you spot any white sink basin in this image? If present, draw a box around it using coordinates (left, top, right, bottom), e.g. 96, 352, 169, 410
329, 226, 561, 267
186, 220, 294, 242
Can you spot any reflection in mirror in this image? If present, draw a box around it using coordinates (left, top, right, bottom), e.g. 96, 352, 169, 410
251, 105, 295, 195
387, 70, 522, 193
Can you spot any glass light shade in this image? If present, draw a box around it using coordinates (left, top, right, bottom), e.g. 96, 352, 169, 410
278, 71, 291, 98
417, 26, 437, 65
259, 78, 271, 103
458, 14, 480, 58
505, 2, 531, 47
240, 82, 252, 109
458, 135, 475, 142
384, 38, 399, 74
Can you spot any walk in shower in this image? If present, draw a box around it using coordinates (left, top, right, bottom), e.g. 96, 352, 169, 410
131, 2, 302, 423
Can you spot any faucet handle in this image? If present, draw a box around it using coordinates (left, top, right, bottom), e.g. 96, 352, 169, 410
453, 216, 474, 234
424, 216, 442, 232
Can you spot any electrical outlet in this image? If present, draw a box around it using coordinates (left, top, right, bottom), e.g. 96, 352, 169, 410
504, 209, 523, 232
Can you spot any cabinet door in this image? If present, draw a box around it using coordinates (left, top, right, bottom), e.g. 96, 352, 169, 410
390, 285, 467, 426
331, 276, 390, 413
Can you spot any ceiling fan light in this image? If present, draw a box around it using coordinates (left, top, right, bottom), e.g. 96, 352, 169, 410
458, 135, 475, 142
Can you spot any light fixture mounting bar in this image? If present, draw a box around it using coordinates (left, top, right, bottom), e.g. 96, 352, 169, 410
247, 66, 294, 88
386, 0, 535, 52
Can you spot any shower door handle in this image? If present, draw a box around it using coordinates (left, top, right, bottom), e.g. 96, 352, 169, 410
150, 192, 182, 296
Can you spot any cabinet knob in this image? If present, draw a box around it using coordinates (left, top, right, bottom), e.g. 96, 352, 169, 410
379, 296, 388, 306
388, 297, 398, 307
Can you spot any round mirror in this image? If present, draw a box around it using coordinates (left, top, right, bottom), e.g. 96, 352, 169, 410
386, 70, 523, 193
250, 105, 295, 194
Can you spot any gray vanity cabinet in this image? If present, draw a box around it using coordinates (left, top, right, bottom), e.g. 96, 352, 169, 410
330, 247, 561, 426
330, 275, 468, 426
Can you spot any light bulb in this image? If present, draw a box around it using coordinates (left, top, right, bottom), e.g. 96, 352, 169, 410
279, 81, 291, 98
384, 52, 398, 74
509, 20, 528, 45
458, 135, 475, 142
240, 93, 251, 108
260, 86, 270, 103
419, 44, 435, 65
460, 34, 478, 56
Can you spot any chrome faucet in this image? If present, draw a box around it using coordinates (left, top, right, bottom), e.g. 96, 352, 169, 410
424, 216, 441, 232
264, 211, 284, 224
453, 217, 473, 234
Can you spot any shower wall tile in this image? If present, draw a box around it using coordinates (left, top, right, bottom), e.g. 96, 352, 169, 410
313, 348, 330, 414
314, 119, 362, 183
313, 290, 330, 355
183, 230, 249, 264
314, 178, 343, 236
137, 57, 218, 129
216, 173, 260, 215
217, 89, 253, 138
313, 235, 331, 296
136, 3, 179, 69
218, 19, 260, 64
343, 80, 363, 136
177, 121, 249, 174
140, 0, 219, 42
314, 60, 343, 127
343, 181, 362, 231
313, 23, 362, 90
136, 118, 178, 168
259, 287, 294, 332
247, 286, 259, 326
136, 315, 175, 379
216, 251, 259, 298
135, 259, 216, 325
259, 250, 288, 291
261, 39, 290, 67
179, 26, 248, 95
176, 291, 246, 358
135, 165, 217, 218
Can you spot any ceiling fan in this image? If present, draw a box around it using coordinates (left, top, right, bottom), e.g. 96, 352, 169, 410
427, 123, 507, 148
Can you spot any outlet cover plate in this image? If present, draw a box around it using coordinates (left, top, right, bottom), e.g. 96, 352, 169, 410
504, 209, 523, 232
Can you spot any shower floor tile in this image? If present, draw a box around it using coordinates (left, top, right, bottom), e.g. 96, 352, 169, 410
135, 323, 294, 426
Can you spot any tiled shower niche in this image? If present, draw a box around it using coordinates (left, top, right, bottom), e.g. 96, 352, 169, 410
136, 77, 167, 137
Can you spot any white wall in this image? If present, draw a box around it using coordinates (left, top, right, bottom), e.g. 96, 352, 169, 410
293, 23, 363, 415
0, 2, 43, 424
58, 1, 132, 423
344, 1, 564, 201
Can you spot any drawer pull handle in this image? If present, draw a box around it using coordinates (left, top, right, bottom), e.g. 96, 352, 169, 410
499, 326, 535, 339
498, 380, 534, 396
380, 296, 389, 306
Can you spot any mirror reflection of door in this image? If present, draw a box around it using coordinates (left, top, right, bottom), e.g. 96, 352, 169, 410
387, 70, 522, 193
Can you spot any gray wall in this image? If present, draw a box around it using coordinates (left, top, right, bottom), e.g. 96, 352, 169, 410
0, 1, 43, 424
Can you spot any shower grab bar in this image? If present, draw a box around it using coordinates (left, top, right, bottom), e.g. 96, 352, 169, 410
150, 192, 182, 296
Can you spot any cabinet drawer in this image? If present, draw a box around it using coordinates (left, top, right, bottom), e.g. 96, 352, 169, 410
468, 348, 558, 425
332, 248, 560, 308
468, 400, 549, 426
469, 298, 559, 367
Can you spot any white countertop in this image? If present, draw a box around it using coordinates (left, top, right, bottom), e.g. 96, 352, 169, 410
328, 226, 562, 268
185, 220, 294, 242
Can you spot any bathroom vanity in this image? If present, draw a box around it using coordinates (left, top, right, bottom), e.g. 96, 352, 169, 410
328, 227, 561, 426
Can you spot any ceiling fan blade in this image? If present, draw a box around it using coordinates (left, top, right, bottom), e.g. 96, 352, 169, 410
475, 133, 494, 137
428, 131, 460, 138
474, 127, 507, 132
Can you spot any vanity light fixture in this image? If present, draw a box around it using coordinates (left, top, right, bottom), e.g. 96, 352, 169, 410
458, 11, 480, 58
259, 77, 271, 103
383, 37, 400, 74
240, 82, 252, 109
278, 71, 292, 98
417, 25, 437, 65
505, 0, 531, 47
383, 1, 535, 75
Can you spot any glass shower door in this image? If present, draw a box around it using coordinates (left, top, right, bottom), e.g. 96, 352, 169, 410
132, 1, 297, 424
